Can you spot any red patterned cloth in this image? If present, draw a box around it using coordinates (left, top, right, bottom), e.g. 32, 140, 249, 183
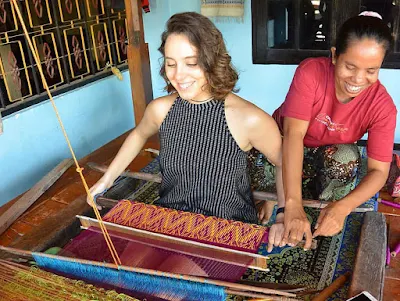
386, 153, 400, 200
142, 0, 150, 13
103, 200, 268, 253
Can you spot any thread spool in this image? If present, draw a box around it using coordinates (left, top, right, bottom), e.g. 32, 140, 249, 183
390, 242, 400, 258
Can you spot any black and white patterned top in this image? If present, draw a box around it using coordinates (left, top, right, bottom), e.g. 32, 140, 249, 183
156, 96, 258, 223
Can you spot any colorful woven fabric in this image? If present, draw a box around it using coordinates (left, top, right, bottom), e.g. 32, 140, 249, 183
252, 144, 361, 202
242, 207, 343, 290
103, 200, 268, 253
101, 157, 369, 300
302, 143, 361, 201
61, 227, 250, 282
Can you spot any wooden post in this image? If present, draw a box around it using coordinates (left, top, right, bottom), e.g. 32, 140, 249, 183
348, 212, 386, 300
124, 0, 153, 125
0, 111, 3, 135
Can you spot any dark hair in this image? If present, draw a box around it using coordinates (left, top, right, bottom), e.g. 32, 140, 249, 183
158, 12, 239, 100
335, 15, 393, 57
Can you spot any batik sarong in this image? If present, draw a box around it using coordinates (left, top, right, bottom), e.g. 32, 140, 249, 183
248, 144, 361, 201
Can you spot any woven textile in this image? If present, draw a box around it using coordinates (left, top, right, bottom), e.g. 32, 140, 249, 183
242, 207, 344, 291
103, 200, 268, 253
201, 0, 245, 22
60, 227, 250, 282
100, 157, 367, 299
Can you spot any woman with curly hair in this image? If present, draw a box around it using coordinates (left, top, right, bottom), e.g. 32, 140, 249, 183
88, 12, 285, 250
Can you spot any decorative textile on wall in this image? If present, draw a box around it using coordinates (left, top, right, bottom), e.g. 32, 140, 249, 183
103, 200, 268, 253
200, 0, 245, 22
142, 0, 150, 13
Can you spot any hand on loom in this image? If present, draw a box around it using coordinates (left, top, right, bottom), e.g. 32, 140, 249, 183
256, 200, 275, 225
267, 212, 285, 252
283, 204, 313, 250
87, 175, 114, 210
313, 202, 347, 237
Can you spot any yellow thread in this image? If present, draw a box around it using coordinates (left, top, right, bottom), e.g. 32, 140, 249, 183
10, 0, 121, 266
111, 66, 123, 81
105, 62, 123, 81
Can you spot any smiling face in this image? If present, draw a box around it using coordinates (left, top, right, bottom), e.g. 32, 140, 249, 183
331, 38, 386, 103
164, 33, 211, 103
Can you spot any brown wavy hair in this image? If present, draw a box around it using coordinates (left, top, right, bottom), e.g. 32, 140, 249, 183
158, 12, 239, 100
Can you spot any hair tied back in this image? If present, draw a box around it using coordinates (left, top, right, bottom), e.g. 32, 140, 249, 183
359, 11, 383, 20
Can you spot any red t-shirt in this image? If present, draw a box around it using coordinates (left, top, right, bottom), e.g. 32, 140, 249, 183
273, 57, 397, 162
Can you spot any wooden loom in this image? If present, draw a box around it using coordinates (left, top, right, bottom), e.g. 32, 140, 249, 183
0, 0, 388, 300
0, 0, 297, 300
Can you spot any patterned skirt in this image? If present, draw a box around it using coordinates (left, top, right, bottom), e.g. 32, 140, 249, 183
248, 143, 361, 201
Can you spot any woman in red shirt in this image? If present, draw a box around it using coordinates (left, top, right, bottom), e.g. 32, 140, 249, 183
272, 12, 397, 250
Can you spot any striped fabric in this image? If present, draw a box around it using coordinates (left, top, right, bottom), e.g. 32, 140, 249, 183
157, 97, 258, 223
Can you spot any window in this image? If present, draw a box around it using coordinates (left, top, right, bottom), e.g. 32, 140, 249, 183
0, 0, 128, 116
252, 0, 400, 68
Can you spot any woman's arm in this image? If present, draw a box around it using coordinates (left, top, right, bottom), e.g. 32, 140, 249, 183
245, 108, 285, 209
282, 117, 313, 249
243, 105, 289, 251
313, 157, 390, 237
87, 97, 173, 208
314, 103, 396, 237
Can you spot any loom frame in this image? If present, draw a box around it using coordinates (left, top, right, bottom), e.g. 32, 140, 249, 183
78, 215, 269, 271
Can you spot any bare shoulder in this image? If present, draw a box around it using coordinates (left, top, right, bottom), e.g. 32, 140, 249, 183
146, 93, 177, 125
225, 93, 274, 129
149, 93, 176, 111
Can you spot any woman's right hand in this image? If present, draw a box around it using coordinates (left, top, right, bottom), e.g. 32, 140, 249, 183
283, 203, 313, 250
87, 176, 114, 210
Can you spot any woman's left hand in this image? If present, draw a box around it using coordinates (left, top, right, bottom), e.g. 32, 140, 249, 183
313, 202, 350, 237
257, 200, 275, 225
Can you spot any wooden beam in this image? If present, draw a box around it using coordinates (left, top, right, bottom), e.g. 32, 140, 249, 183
124, 0, 153, 124
87, 162, 372, 212
348, 212, 386, 300
87, 162, 161, 183
0, 159, 74, 236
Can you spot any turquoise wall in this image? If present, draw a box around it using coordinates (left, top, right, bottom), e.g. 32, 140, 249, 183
144, 0, 400, 134
1, 0, 399, 206
0, 73, 134, 205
